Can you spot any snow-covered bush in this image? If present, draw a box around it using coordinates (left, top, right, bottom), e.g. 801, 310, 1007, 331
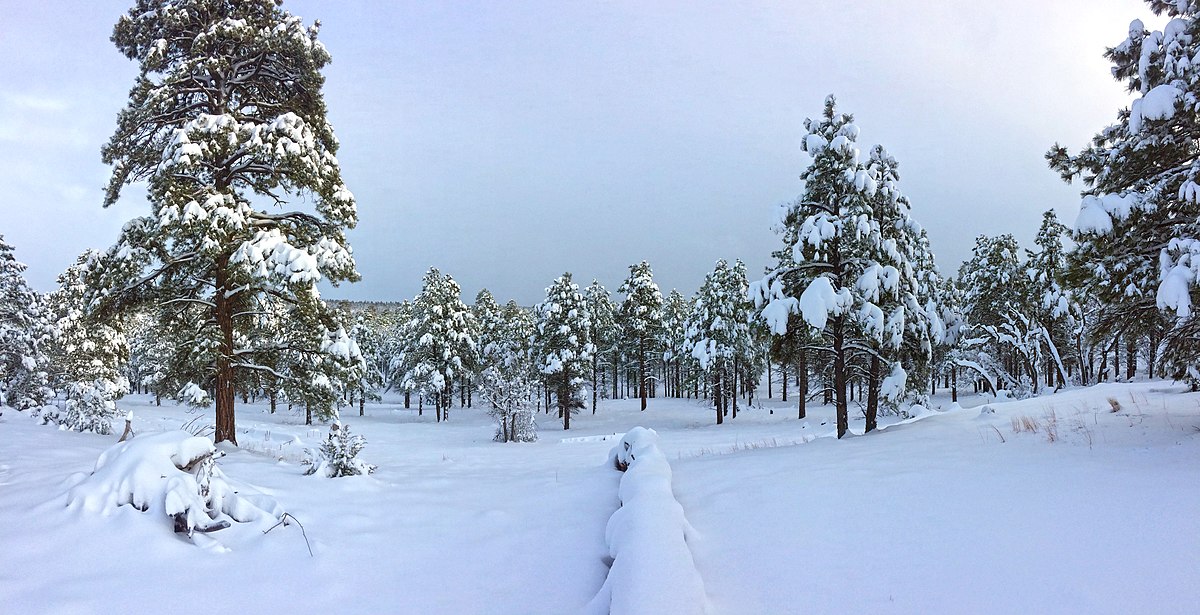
66, 431, 282, 538
305, 421, 376, 477
40, 380, 127, 435
589, 427, 707, 615
479, 366, 538, 443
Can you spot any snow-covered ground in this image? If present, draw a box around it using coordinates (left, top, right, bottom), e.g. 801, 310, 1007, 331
1, 382, 1198, 614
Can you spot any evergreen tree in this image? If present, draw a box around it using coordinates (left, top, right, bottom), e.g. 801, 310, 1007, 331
93, 0, 358, 444
473, 288, 506, 374
619, 261, 663, 411
384, 299, 419, 408
584, 280, 617, 413
0, 235, 52, 410
43, 251, 131, 434
659, 289, 692, 400
1025, 210, 1077, 387
534, 273, 593, 430
958, 234, 1042, 395
1047, 3, 1200, 385
857, 145, 943, 427
686, 259, 754, 424
349, 307, 387, 415
305, 421, 376, 477
753, 96, 933, 438
396, 268, 477, 422
753, 96, 940, 434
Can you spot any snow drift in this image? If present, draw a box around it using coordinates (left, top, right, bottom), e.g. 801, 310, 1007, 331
588, 427, 708, 615
66, 430, 282, 539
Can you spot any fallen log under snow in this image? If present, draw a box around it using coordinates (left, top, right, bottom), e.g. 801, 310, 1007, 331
587, 427, 708, 615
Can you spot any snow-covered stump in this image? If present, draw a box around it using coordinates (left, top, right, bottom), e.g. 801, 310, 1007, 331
66, 431, 282, 545
588, 427, 708, 615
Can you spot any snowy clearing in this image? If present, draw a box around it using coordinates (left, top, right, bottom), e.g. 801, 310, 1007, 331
2, 382, 1198, 614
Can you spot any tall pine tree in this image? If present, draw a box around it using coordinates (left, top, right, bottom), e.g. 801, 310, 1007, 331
534, 273, 593, 430
94, 0, 359, 444
619, 261, 663, 411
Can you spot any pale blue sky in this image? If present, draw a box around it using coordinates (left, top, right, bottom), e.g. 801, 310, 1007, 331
0, 0, 1146, 304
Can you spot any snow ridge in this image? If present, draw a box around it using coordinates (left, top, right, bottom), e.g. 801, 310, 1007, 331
588, 427, 708, 615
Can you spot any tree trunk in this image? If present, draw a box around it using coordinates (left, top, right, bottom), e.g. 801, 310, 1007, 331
782, 360, 788, 402
305, 404, 312, 425
269, 390, 276, 414
798, 351, 807, 420
405, 390, 411, 408
865, 354, 880, 434
767, 360, 773, 399
639, 335, 647, 411
562, 365, 571, 430
951, 367, 958, 403
214, 265, 238, 445
592, 355, 599, 414
731, 359, 738, 419
1126, 334, 1137, 380
714, 368, 723, 425
359, 388, 365, 416
833, 318, 848, 439
612, 359, 618, 400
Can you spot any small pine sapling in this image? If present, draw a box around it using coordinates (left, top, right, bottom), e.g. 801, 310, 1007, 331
305, 422, 376, 477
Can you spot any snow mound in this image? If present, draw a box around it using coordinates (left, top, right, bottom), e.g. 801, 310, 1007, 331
66, 431, 282, 540
589, 427, 708, 615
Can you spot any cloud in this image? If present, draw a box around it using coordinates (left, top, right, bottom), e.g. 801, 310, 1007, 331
2, 93, 70, 113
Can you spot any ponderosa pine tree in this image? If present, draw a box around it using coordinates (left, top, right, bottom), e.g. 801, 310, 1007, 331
478, 298, 538, 441
1025, 210, 1076, 388
1047, 3, 1200, 385
385, 299, 418, 408
686, 259, 754, 424
619, 261, 663, 411
753, 96, 940, 437
94, 0, 358, 444
859, 145, 948, 428
43, 251, 131, 434
958, 234, 1042, 394
583, 280, 617, 413
349, 307, 387, 415
659, 289, 693, 400
0, 235, 52, 410
396, 268, 477, 422
473, 288, 506, 374
534, 273, 593, 430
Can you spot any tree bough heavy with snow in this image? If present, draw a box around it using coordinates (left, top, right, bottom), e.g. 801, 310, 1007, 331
94, 0, 359, 443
